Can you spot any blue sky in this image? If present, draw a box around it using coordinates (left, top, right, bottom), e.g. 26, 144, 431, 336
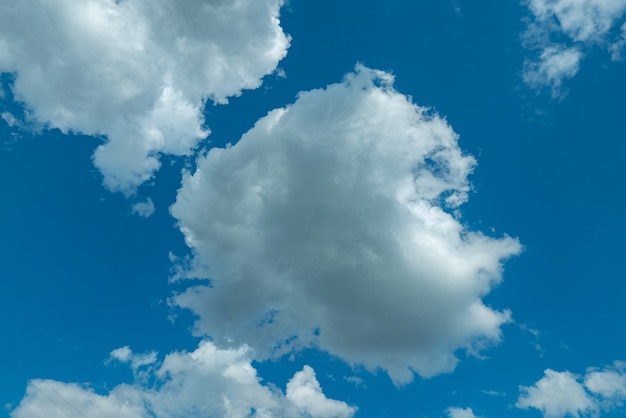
1, 0, 626, 417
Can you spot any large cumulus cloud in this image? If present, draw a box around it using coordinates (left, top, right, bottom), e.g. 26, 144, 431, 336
0, 0, 290, 193
12, 341, 355, 418
170, 65, 522, 384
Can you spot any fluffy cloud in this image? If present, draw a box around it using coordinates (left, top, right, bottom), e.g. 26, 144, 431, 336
131, 198, 156, 218
446, 406, 481, 418
108, 346, 157, 373
517, 370, 597, 417
286, 366, 356, 418
517, 363, 626, 417
170, 65, 522, 384
0, 0, 290, 193
584, 362, 626, 408
11, 341, 356, 418
522, 0, 626, 93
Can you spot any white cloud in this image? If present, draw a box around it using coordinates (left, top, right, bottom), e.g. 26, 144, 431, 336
109, 346, 133, 363
0, 0, 290, 194
522, 0, 626, 92
584, 362, 626, 408
131, 198, 155, 218
109, 346, 157, 372
286, 366, 357, 418
11, 340, 356, 418
522, 45, 583, 94
517, 363, 626, 417
517, 370, 597, 417
527, 0, 626, 42
344, 375, 366, 388
446, 406, 481, 418
170, 65, 522, 384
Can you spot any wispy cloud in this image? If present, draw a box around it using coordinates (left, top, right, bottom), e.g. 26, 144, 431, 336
481, 389, 506, 397
521, 0, 626, 95
610, 22, 626, 59
1, 111, 19, 128
523, 45, 582, 97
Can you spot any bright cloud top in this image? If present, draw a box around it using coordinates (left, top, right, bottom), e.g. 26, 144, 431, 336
12, 341, 356, 418
517, 362, 626, 417
0, 0, 290, 193
170, 65, 522, 385
522, 0, 626, 93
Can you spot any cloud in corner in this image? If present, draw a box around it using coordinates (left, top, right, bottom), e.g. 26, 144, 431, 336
0, 0, 290, 194
521, 0, 626, 94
